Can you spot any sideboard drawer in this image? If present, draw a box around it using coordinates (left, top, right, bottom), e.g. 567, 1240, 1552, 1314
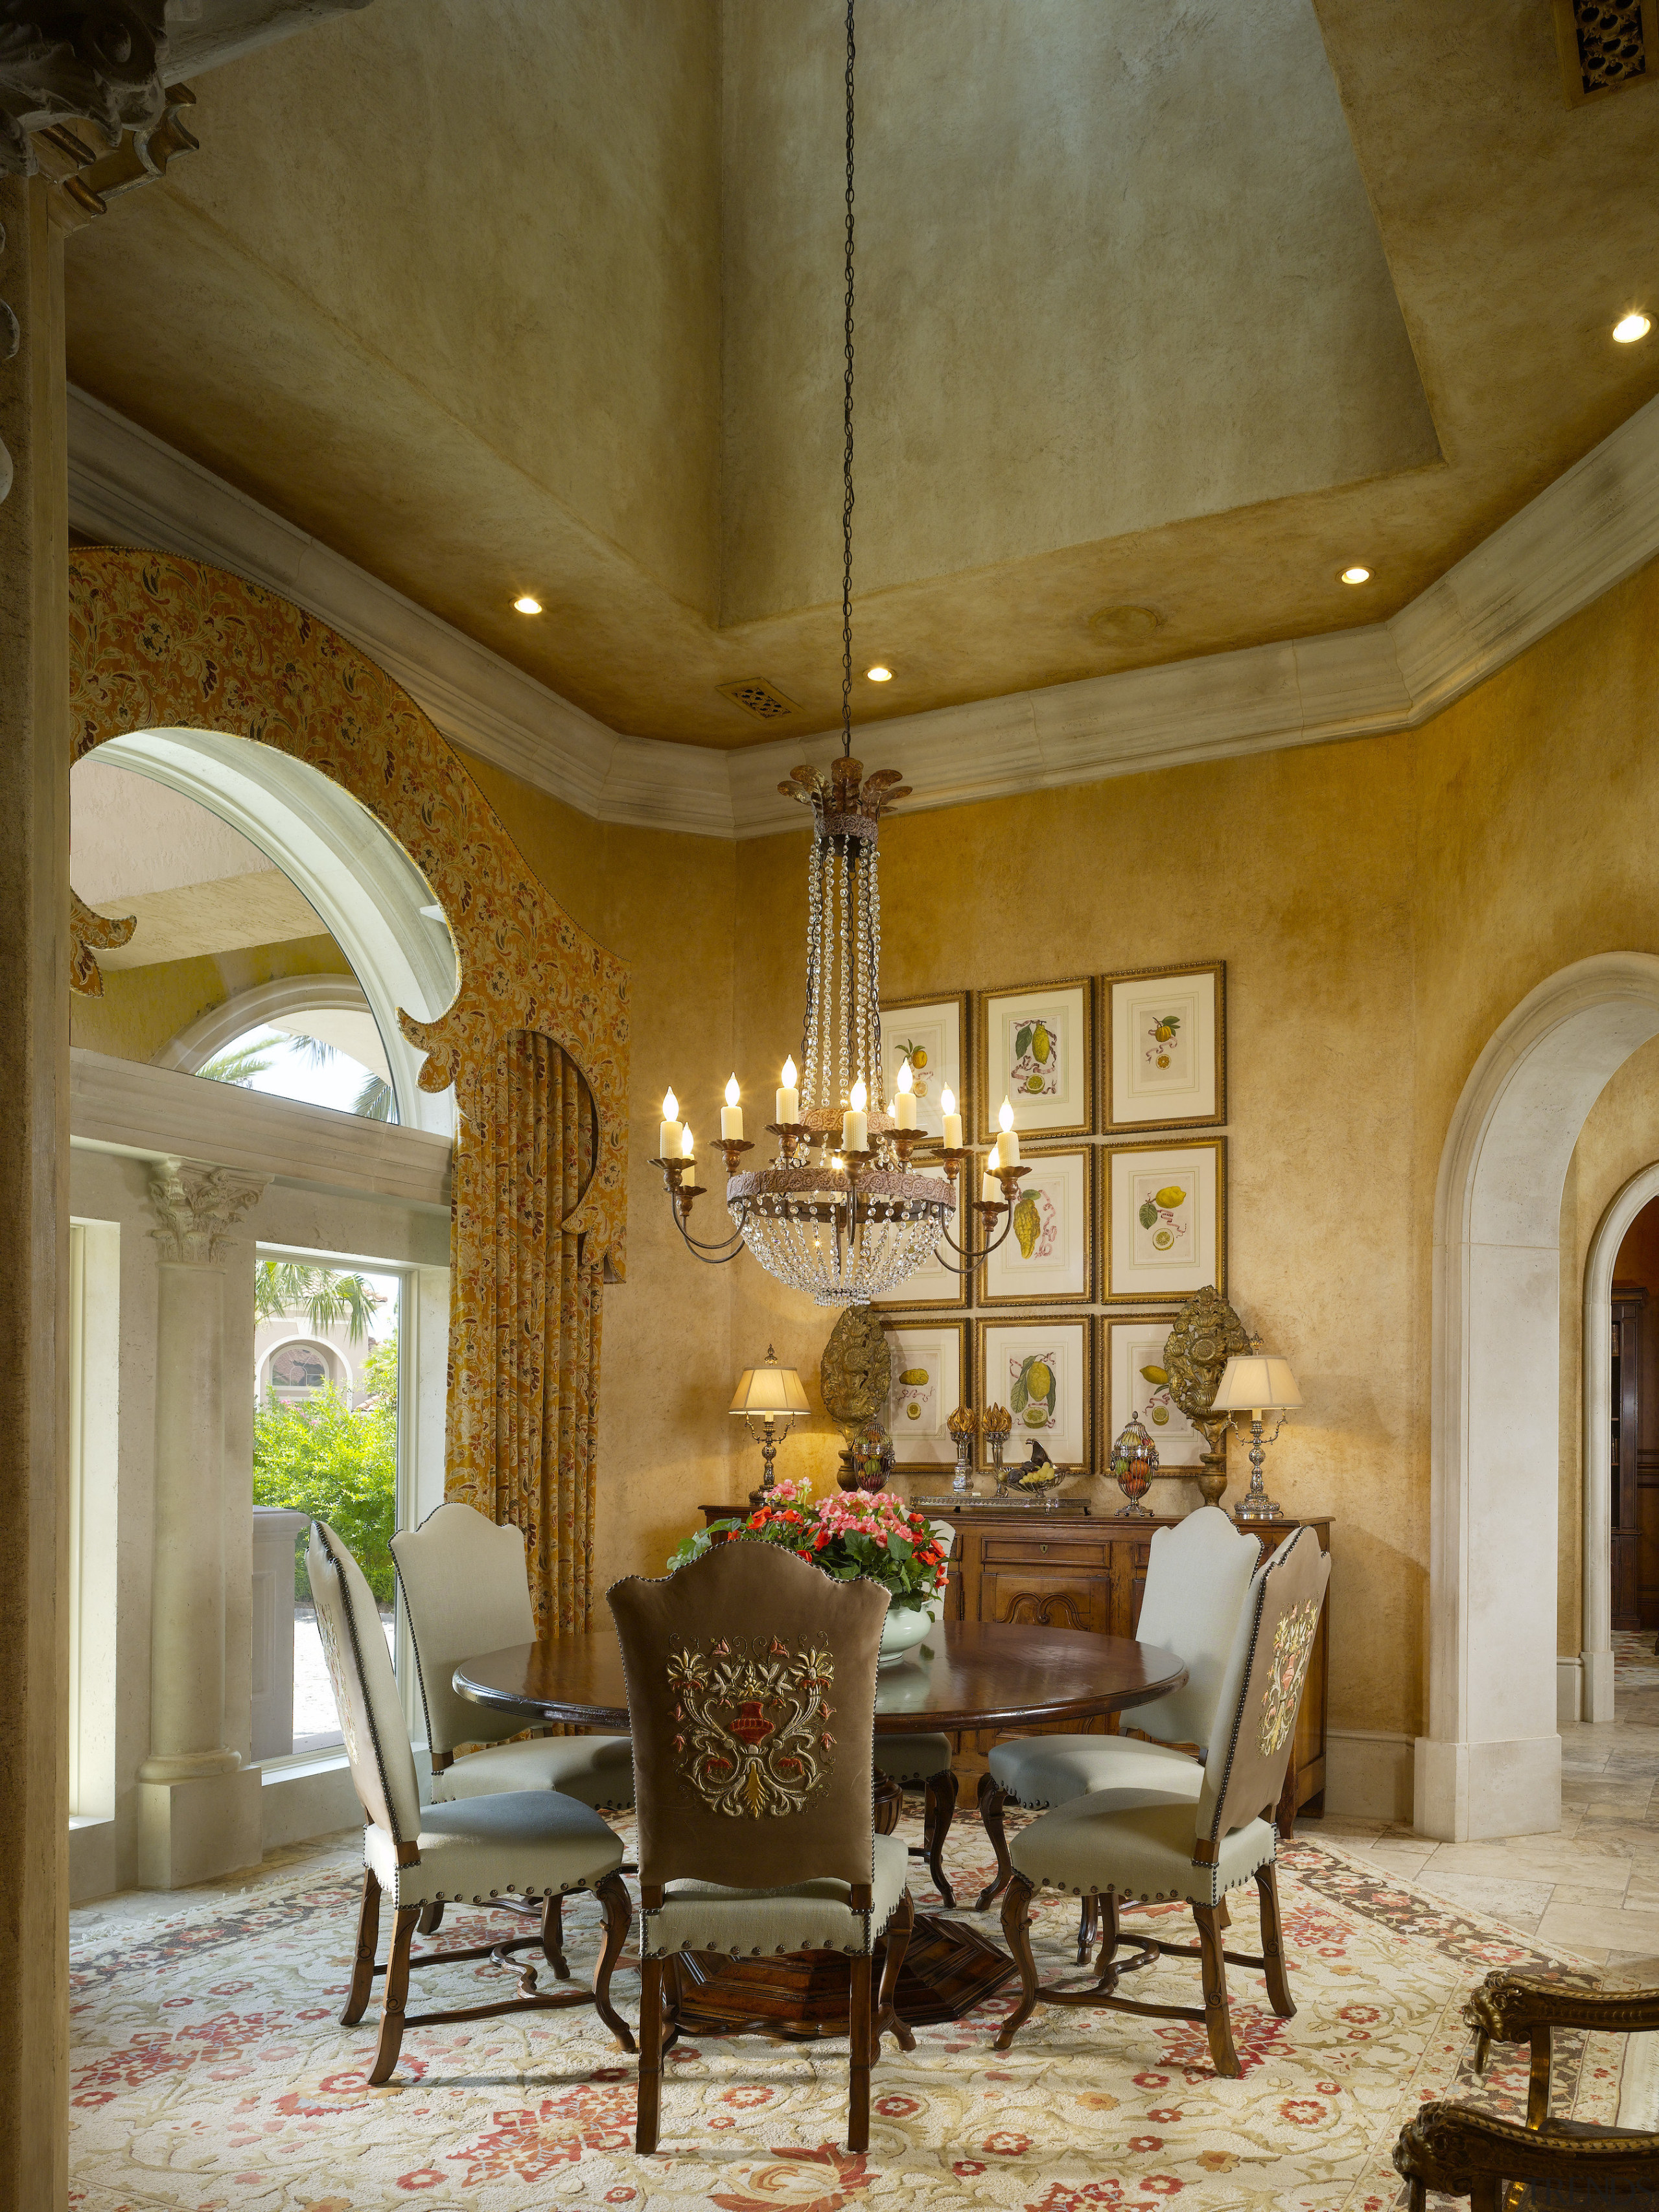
978, 1566, 1110, 1636
981, 1537, 1109, 1568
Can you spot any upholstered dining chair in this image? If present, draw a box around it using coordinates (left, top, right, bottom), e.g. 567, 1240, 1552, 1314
872, 1519, 960, 1904
609, 1541, 916, 2156
976, 1505, 1260, 1924
308, 1520, 634, 2085
993, 1522, 1330, 2078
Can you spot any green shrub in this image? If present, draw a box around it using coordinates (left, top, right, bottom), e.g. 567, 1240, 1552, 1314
253, 1336, 399, 1603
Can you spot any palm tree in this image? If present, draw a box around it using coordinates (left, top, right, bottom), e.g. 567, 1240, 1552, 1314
352, 1071, 395, 1121
198, 1035, 281, 1086
255, 1261, 382, 1344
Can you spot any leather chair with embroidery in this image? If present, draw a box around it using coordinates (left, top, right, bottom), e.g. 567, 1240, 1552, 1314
872, 1520, 960, 1904
993, 1523, 1329, 2078
308, 1520, 634, 2085
977, 1506, 1262, 1924
609, 1542, 916, 2156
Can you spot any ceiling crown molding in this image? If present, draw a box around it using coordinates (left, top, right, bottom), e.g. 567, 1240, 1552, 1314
66, 382, 1659, 843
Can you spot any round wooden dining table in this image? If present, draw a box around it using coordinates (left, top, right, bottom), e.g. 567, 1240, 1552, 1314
454, 1619, 1186, 2038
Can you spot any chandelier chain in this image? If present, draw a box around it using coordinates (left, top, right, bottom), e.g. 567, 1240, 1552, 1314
841, 0, 855, 759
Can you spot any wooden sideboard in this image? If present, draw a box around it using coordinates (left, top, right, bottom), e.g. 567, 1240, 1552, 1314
698, 1503, 1330, 1818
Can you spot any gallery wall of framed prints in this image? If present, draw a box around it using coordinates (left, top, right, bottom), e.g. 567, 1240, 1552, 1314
876, 963, 1230, 1477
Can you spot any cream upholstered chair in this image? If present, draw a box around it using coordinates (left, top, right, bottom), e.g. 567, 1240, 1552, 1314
976, 1506, 1260, 1918
994, 1524, 1330, 2077
393, 1501, 634, 1810
308, 1520, 634, 2084
609, 1541, 916, 2156
872, 1519, 960, 1904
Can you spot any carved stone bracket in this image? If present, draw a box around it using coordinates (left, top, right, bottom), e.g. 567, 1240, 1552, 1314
0, 4, 171, 180
148, 1157, 268, 1264
70, 885, 135, 995
30, 76, 196, 225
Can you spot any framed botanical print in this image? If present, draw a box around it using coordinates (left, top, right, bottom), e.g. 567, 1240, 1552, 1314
880, 1318, 968, 1469
1102, 1137, 1226, 1303
1104, 1316, 1205, 1468
975, 977, 1092, 1140
869, 1165, 967, 1307
1104, 960, 1225, 1132
977, 1145, 1093, 1307
881, 992, 968, 1145
975, 1317, 1093, 1471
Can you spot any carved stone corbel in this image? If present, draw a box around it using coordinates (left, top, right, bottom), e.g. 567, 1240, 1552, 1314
0, 4, 171, 180
148, 1157, 268, 1265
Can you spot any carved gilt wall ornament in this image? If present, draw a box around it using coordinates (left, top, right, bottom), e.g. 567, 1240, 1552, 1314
1162, 1285, 1252, 1507
820, 1304, 892, 1434
147, 1157, 268, 1264
667, 1636, 836, 1820
65, 548, 631, 1274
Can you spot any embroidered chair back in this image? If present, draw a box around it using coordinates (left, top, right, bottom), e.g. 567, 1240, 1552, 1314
608, 1543, 888, 1892
391, 1501, 537, 1756
1131, 1506, 1260, 1750
1195, 1525, 1330, 1847
308, 1520, 423, 1846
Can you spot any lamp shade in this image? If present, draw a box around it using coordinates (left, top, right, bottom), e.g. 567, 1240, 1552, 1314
1211, 1353, 1302, 1415
729, 1345, 811, 1420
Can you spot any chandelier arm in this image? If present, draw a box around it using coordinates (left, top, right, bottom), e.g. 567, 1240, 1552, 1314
664, 1200, 747, 1261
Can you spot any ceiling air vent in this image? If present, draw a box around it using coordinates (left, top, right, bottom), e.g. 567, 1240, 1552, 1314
1555, 0, 1656, 104
717, 677, 801, 722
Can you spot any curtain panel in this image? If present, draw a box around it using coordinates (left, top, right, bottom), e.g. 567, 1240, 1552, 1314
447, 1029, 603, 1634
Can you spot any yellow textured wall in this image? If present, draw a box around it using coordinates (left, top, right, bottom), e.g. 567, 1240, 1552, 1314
69, 933, 353, 1064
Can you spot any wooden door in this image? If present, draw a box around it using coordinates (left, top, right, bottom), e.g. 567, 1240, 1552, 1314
1613, 1292, 1644, 1631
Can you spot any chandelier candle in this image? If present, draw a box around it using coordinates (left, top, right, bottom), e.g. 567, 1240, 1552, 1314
996, 1095, 1021, 1168
721, 1076, 744, 1141
940, 1086, 963, 1150
658, 1089, 682, 1162
776, 1057, 800, 1125
894, 1061, 918, 1128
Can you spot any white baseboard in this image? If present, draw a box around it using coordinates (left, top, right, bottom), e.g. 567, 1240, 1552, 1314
1322, 1729, 1414, 1824
260, 1754, 361, 1854
69, 1816, 117, 1905
1557, 1655, 1584, 1727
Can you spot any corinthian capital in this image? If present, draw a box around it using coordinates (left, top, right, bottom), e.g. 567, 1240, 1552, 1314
148, 1158, 268, 1265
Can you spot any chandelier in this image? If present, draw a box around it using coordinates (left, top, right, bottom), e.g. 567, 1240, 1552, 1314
650, 0, 1030, 1306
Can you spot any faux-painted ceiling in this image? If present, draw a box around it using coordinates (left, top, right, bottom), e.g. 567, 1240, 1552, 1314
60, 0, 1659, 749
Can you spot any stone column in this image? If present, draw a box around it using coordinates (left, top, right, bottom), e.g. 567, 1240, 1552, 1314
137, 1160, 270, 1888
0, 172, 71, 2212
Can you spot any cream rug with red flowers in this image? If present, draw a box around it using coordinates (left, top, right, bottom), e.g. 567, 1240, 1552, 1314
69, 1817, 1623, 2212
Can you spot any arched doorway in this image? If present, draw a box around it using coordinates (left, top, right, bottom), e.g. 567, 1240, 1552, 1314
1420, 951, 1659, 1842
1581, 1165, 1659, 1723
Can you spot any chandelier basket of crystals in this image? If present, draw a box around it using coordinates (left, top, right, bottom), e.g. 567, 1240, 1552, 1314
648, 0, 1030, 1306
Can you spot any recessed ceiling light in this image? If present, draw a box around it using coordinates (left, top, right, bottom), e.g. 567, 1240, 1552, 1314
513, 594, 542, 614
866, 664, 892, 682
1614, 312, 1652, 345
1338, 565, 1371, 587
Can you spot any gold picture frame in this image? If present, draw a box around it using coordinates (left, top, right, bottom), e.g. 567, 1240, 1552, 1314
1101, 1137, 1227, 1305
1100, 1315, 1208, 1469
975, 975, 1093, 1143
879, 1316, 969, 1470
880, 989, 970, 1145
975, 1315, 1093, 1473
977, 1143, 1094, 1308
1102, 959, 1226, 1134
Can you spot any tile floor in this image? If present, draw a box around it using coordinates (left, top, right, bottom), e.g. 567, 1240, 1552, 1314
1304, 1634, 1659, 1981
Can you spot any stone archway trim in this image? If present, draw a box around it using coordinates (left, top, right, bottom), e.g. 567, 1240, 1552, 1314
66, 548, 629, 1272
1422, 950, 1659, 1841
154, 972, 375, 1077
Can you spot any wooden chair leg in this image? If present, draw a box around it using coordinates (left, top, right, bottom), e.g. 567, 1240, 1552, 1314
976, 1772, 1015, 1911
1255, 1862, 1295, 2019
1076, 1892, 1099, 1965
994, 1875, 1041, 2051
368, 1904, 419, 2086
1194, 1903, 1239, 2078
416, 1898, 444, 1936
848, 1951, 874, 2154
636, 1953, 664, 2155
923, 1767, 959, 1908
341, 1869, 380, 2026
590, 1872, 636, 2054
876, 1890, 916, 2054
540, 1889, 570, 1979
1093, 1892, 1120, 1984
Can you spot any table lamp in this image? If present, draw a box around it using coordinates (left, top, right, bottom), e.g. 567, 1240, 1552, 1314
730, 1345, 811, 1504
1210, 1352, 1302, 1523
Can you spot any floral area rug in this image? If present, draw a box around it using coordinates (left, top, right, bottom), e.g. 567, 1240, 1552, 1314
69, 1817, 1621, 2212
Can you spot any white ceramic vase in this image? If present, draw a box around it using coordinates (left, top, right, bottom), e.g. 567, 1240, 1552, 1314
878, 1605, 932, 1669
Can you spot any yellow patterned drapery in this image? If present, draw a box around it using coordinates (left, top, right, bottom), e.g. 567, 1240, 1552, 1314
66, 549, 629, 1625
447, 1030, 603, 1633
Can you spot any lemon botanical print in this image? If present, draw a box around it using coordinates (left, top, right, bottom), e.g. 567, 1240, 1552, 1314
1009, 1350, 1058, 1430
890, 1353, 938, 1432
1137, 1359, 1179, 1428
1010, 1182, 1059, 1263
1131, 1170, 1192, 1264
1008, 1012, 1062, 1100
893, 1038, 931, 1099
1142, 1007, 1192, 1079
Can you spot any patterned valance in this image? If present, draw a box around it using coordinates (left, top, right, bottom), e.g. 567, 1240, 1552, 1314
65, 548, 629, 1275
